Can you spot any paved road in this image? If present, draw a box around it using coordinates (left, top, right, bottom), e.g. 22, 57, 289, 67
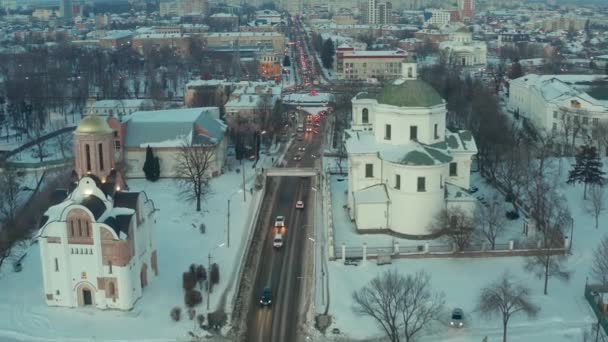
245, 127, 323, 341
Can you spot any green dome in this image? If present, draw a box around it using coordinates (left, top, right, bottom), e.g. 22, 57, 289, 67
375, 80, 443, 108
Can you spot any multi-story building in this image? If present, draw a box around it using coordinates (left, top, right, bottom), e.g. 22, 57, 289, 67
202, 32, 285, 54
458, 0, 474, 21
208, 13, 239, 31
424, 9, 451, 27
160, 0, 208, 17
508, 74, 608, 155
345, 60, 477, 236
38, 112, 157, 310
98, 31, 133, 50
132, 33, 192, 57
337, 46, 408, 81
258, 52, 283, 81
364, 0, 392, 24
255, 9, 282, 25
60, 0, 73, 21
1, 0, 17, 11
497, 31, 530, 47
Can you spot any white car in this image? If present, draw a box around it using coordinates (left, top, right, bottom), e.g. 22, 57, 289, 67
274, 216, 285, 227
295, 200, 304, 209
273, 233, 284, 248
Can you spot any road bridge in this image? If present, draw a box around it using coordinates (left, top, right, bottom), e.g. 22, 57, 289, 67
264, 167, 318, 177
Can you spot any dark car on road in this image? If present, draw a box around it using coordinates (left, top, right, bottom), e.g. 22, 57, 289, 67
260, 287, 272, 306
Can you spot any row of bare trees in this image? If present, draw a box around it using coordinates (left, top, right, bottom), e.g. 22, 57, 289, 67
353, 269, 538, 342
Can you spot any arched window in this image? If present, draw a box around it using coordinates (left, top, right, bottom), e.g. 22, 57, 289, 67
109, 282, 115, 296
362, 108, 369, 124
78, 220, 82, 237
85, 144, 91, 171
70, 221, 75, 237
98, 143, 104, 171
85, 221, 90, 237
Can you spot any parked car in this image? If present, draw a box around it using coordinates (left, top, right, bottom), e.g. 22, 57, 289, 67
449, 308, 464, 328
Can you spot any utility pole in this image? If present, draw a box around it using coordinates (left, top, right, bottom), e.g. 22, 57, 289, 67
207, 253, 211, 310
242, 164, 246, 201
227, 199, 231, 248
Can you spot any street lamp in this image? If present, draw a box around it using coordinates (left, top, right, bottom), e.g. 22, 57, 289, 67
227, 189, 243, 248
207, 243, 225, 311
308, 235, 326, 306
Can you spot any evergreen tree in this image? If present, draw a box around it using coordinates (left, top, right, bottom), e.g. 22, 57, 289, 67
321, 38, 335, 69
567, 144, 606, 199
143, 146, 160, 181
509, 60, 524, 79
282, 55, 290, 67
152, 156, 161, 180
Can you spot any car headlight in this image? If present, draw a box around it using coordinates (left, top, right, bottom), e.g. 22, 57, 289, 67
260, 300, 263, 304
450, 322, 454, 326
459, 322, 463, 327
268, 300, 271, 304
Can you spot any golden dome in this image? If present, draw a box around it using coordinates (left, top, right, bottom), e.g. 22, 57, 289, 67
76, 113, 113, 135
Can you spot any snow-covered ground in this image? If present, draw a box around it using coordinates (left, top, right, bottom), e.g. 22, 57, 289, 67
0, 156, 276, 341
323, 159, 602, 341
8, 132, 73, 165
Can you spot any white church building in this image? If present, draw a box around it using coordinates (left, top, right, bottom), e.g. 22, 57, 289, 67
38, 112, 158, 310
345, 60, 478, 237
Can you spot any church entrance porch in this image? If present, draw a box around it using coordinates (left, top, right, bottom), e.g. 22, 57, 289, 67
83, 289, 92, 305
76, 283, 96, 307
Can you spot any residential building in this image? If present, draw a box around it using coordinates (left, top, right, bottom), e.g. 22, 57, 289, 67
60, 0, 73, 21
160, 0, 208, 17
224, 81, 281, 134
85, 99, 153, 121
38, 112, 157, 310
258, 51, 283, 81
508, 74, 608, 155
132, 33, 191, 57
337, 46, 408, 81
282, 0, 303, 15
424, 9, 451, 27
184, 80, 232, 108
255, 10, 282, 25
439, 27, 487, 66
1, 0, 17, 11
202, 32, 285, 54
364, 0, 392, 24
122, 108, 227, 178
208, 13, 239, 31
345, 60, 477, 236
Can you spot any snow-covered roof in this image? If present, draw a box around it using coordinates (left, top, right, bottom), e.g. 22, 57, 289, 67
345, 130, 453, 167
123, 107, 226, 148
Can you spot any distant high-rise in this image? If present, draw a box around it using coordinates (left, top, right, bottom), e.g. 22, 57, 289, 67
365, 0, 392, 24
458, 0, 473, 20
282, 0, 303, 15
1, 0, 17, 11
60, 0, 73, 22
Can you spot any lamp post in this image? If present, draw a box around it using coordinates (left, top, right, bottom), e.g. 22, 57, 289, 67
207, 243, 225, 311
569, 216, 575, 252
227, 190, 243, 248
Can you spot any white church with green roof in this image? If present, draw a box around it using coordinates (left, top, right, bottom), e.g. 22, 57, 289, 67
345, 60, 478, 237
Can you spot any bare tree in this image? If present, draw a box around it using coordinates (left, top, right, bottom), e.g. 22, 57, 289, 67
475, 194, 508, 250
429, 206, 475, 251
0, 165, 23, 223
174, 139, 216, 212
52, 123, 72, 160
592, 122, 608, 158
590, 236, 608, 286
0, 222, 27, 271
352, 269, 445, 342
478, 272, 540, 342
524, 172, 571, 295
587, 185, 607, 229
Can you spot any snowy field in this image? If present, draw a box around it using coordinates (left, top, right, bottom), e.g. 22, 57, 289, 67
0, 159, 270, 342
325, 159, 603, 342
